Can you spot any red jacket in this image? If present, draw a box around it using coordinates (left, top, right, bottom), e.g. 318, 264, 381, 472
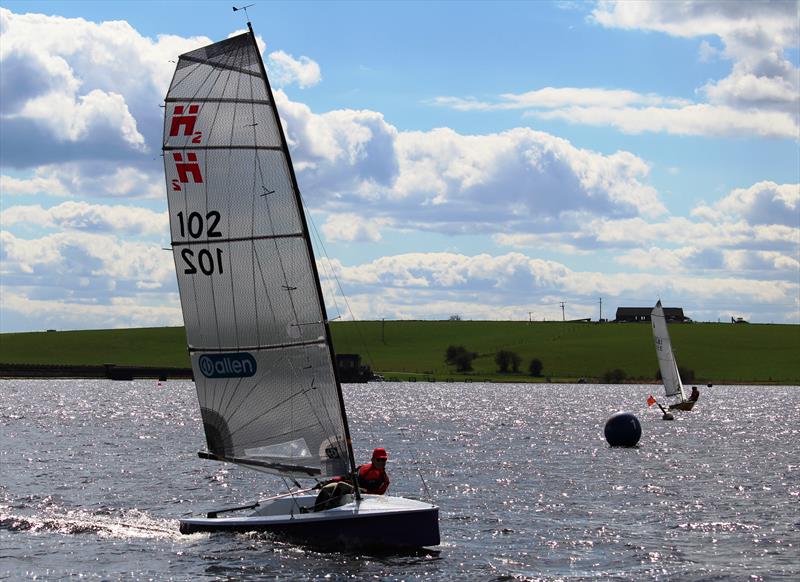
357, 463, 390, 494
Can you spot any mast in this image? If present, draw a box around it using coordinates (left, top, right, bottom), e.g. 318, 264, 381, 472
246, 22, 360, 487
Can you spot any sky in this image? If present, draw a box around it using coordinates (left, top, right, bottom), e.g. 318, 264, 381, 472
0, 0, 798, 333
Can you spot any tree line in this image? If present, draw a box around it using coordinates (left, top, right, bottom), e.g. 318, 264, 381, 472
445, 344, 696, 382
445, 345, 544, 376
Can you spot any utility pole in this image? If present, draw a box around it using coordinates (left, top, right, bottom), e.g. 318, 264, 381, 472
599, 297, 602, 322
559, 301, 566, 322
528, 311, 532, 325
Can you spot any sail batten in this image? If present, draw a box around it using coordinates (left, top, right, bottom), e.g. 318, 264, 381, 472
187, 338, 326, 353
163, 145, 284, 151
166, 98, 272, 104
180, 54, 264, 77
171, 232, 304, 248
164, 29, 351, 479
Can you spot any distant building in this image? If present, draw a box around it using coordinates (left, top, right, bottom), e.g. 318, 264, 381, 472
335, 353, 375, 383
614, 307, 691, 323
731, 316, 749, 324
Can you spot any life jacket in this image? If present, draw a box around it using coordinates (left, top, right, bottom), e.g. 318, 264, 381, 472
357, 463, 390, 494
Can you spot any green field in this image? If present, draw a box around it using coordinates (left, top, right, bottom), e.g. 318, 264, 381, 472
1, 321, 798, 384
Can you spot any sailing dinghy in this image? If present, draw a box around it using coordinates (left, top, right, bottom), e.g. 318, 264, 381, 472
651, 300, 696, 411
163, 24, 439, 550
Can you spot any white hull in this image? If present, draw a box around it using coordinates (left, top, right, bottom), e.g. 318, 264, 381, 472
179, 494, 440, 550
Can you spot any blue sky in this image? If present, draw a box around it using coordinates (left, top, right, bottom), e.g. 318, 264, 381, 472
1, 0, 798, 332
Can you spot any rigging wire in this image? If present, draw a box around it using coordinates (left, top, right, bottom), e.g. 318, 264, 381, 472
299, 199, 438, 499
300, 197, 379, 372
400, 427, 435, 503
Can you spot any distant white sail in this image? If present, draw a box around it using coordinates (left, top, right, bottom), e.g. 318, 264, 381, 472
163, 32, 350, 479
651, 300, 686, 401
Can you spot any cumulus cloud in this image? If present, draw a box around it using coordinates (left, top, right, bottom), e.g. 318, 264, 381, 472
273, 88, 669, 232
497, 179, 798, 251
435, 87, 690, 111
435, 1, 799, 138
0, 7, 210, 168
1, 6, 796, 329
317, 251, 799, 323
277, 91, 400, 195
531, 103, 796, 139
692, 181, 799, 226
495, 177, 799, 286
437, 91, 796, 138
1, 164, 164, 199
615, 245, 798, 280
1, 201, 168, 237
267, 50, 322, 88
0, 225, 179, 330
0, 286, 183, 330
321, 213, 394, 242
0, 7, 669, 235
593, 0, 799, 120
281, 104, 666, 233
0, 230, 174, 287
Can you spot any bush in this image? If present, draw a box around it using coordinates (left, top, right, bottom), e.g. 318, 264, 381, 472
445, 345, 478, 372
528, 358, 543, 377
495, 350, 522, 373
603, 368, 627, 383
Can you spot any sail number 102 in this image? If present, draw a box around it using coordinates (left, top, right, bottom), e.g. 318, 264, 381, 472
176, 210, 225, 276
177, 211, 222, 239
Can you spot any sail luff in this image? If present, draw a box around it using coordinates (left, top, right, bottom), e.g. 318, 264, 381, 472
244, 23, 359, 479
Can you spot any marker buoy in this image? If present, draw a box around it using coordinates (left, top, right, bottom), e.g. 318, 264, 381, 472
604, 411, 642, 447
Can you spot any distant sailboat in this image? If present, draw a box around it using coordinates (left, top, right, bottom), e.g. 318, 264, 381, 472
651, 300, 697, 411
162, 22, 439, 550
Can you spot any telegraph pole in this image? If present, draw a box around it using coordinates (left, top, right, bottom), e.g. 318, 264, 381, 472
599, 297, 602, 322
560, 301, 566, 322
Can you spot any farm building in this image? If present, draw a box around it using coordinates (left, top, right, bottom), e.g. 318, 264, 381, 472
335, 353, 375, 383
614, 307, 691, 323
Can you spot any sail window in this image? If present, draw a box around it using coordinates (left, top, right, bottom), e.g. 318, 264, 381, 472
245, 438, 312, 460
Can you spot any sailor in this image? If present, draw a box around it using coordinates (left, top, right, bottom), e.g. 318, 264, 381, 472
689, 386, 700, 402
357, 447, 391, 494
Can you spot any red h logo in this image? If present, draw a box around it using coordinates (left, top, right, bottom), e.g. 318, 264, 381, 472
169, 104, 199, 137
173, 152, 203, 183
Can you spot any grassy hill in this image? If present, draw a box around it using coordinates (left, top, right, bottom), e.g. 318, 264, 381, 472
1, 321, 798, 384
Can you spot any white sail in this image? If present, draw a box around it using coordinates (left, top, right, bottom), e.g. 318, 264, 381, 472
651, 300, 686, 401
163, 32, 351, 479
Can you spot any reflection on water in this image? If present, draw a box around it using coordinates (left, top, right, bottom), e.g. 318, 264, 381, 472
1, 380, 798, 580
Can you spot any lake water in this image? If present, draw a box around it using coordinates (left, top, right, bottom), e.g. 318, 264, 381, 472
1, 380, 797, 580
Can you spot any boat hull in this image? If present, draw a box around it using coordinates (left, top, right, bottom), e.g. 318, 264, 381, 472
179, 494, 440, 550
668, 400, 696, 411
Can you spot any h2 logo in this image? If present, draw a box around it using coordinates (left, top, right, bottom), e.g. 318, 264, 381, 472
171, 152, 203, 191
169, 104, 202, 143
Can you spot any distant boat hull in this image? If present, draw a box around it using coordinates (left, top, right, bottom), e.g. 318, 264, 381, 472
179, 494, 440, 550
668, 400, 697, 411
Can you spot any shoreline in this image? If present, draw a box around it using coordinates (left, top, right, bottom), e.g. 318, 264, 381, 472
0, 363, 192, 381
0, 363, 791, 385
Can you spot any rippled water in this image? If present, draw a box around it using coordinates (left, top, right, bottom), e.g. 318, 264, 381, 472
1, 380, 798, 580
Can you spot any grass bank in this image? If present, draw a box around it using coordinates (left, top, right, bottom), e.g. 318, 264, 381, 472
1, 321, 798, 384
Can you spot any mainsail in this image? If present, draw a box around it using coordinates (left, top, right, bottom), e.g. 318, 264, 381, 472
163, 29, 352, 479
651, 300, 686, 401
